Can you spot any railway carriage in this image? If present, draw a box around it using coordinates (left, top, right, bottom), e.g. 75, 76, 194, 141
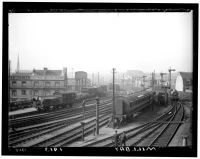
114, 91, 155, 125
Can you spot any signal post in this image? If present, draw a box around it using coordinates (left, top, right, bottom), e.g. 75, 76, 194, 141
81, 97, 100, 140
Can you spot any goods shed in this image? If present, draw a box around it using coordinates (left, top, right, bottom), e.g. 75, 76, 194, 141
175, 72, 192, 92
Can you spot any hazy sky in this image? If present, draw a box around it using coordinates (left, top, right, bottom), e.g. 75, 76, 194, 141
9, 12, 193, 74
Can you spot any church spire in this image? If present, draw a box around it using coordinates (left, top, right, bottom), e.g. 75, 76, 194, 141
17, 53, 20, 73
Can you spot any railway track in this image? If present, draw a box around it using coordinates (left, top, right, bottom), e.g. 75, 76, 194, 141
11, 113, 110, 147
9, 98, 112, 129
123, 104, 182, 147
91, 103, 183, 147
129, 104, 183, 146
9, 96, 112, 119
9, 90, 153, 148
9, 103, 111, 147
83, 105, 176, 147
148, 103, 184, 147
34, 115, 110, 147
9, 90, 146, 129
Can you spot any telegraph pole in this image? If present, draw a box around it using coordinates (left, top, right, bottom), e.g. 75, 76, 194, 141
112, 68, 116, 119
151, 71, 156, 91
64, 68, 68, 92
152, 72, 154, 89
92, 73, 94, 86
142, 75, 146, 93
71, 68, 74, 78
154, 70, 156, 87
160, 73, 166, 87
160, 72, 168, 106
8, 60, 11, 105
168, 67, 176, 106
98, 72, 99, 86
132, 76, 134, 90
168, 67, 176, 89
123, 74, 125, 90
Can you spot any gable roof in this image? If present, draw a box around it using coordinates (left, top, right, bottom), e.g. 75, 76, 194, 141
179, 72, 192, 81
33, 69, 62, 76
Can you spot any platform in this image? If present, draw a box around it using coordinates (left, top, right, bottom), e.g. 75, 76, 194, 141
9, 107, 37, 116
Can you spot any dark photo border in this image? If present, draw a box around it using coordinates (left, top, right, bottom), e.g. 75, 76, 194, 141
2, 2, 198, 157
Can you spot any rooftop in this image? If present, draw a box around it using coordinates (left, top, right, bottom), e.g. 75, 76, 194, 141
179, 72, 192, 80
33, 68, 62, 76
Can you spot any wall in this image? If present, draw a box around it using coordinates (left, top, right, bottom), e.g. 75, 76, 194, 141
175, 75, 184, 91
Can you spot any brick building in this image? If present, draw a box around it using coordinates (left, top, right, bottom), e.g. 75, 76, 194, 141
9, 68, 90, 101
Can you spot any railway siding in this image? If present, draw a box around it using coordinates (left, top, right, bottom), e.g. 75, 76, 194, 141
70, 105, 176, 147
16, 114, 108, 147
149, 103, 184, 147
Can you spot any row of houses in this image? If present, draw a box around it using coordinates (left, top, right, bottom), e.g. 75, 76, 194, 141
9, 68, 90, 101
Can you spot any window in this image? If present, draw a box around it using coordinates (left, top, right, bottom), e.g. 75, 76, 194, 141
54, 90, 60, 94
185, 80, 191, 89
34, 81, 39, 86
55, 82, 60, 87
45, 82, 50, 87
186, 80, 191, 85
45, 91, 51, 96
68, 85, 72, 91
21, 90, 26, 95
12, 81, 17, 86
22, 81, 26, 86
12, 90, 17, 96
34, 90, 39, 96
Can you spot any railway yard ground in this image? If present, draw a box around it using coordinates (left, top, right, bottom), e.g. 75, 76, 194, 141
69, 103, 184, 147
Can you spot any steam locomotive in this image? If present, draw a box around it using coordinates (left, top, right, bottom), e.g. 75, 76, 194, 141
157, 89, 179, 106
170, 89, 179, 105
34, 86, 107, 111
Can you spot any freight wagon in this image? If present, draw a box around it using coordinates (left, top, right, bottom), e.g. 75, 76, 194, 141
35, 92, 76, 111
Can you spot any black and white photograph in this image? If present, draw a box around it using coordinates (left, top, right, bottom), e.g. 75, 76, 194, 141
2, 2, 198, 157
